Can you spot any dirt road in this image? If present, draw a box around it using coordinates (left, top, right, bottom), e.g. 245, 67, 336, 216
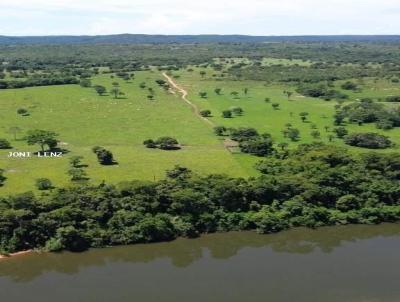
162, 72, 215, 127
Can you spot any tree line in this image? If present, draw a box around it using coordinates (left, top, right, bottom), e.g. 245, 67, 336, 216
0, 143, 399, 254
0, 76, 79, 89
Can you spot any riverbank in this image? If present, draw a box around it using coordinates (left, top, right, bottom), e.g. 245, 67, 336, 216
0, 250, 33, 260
1, 224, 400, 302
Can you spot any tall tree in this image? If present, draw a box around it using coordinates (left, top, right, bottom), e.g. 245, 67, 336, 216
25, 130, 59, 152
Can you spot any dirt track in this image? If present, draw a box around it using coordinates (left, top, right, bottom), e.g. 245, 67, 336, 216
162, 72, 215, 127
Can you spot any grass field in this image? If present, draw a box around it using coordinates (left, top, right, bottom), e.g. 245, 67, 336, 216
0, 71, 251, 195
174, 67, 400, 153
1, 61, 400, 195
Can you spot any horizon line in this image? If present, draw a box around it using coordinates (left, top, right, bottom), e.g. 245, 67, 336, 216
1, 33, 400, 37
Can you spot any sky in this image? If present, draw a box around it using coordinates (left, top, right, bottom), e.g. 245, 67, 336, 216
0, 0, 399, 36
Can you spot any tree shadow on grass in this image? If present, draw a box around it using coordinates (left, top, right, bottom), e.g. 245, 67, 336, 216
100, 161, 119, 166
74, 164, 89, 168
159, 146, 182, 151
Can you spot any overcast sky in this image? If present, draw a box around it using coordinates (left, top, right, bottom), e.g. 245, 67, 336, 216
0, 0, 399, 36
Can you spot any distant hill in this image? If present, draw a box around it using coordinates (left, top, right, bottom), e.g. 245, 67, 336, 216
0, 34, 400, 44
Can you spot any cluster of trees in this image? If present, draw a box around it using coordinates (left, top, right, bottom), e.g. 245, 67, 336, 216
222, 107, 244, 118
116, 72, 134, 82
92, 83, 126, 99
143, 137, 180, 150
337, 98, 400, 130
228, 62, 392, 84
0, 76, 79, 89
341, 81, 359, 91
1, 144, 400, 254
216, 127, 275, 156
296, 84, 348, 100
282, 124, 301, 141
344, 133, 392, 149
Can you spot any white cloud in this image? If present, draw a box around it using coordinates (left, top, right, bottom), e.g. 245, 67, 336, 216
0, 0, 399, 35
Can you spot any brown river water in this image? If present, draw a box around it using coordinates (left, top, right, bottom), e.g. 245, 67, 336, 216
1, 224, 400, 302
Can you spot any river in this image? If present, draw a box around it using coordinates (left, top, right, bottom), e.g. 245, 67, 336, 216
1, 224, 400, 302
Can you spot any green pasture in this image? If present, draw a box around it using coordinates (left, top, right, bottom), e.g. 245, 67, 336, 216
0, 71, 249, 195
174, 67, 400, 153
1, 62, 400, 195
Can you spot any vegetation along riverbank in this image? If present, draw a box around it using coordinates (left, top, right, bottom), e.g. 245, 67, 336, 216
1, 143, 400, 255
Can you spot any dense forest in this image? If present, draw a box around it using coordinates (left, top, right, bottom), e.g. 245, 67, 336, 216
0, 41, 399, 92
1, 144, 399, 254
2, 41, 400, 73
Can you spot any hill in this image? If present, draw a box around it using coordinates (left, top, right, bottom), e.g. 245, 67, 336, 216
0, 34, 400, 44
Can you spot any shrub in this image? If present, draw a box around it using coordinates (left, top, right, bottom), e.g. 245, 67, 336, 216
0, 139, 11, 149
376, 119, 394, 130
155, 79, 167, 86
199, 92, 207, 98
35, 178, 53, 190
143, 139, 157, 148
155, 137, 179, 150
231, 107, 244, 116
69, 156, 84, 168
17, 108, 29, 115
272, 103, 280, 110
222, 110, 232, 118
334, 127, 349, 138
93, 85, 106, 95
68, 168, 88, 181
213, 126, 227, 136
310, 130, 321, 139
200, 110, 211, 117
92, 147, 115, 165
386, 96, 400, 102
80, 79, 92, 88
0, 169, 5, 186
341, 81, 358, 90
287, 128, 300, 141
